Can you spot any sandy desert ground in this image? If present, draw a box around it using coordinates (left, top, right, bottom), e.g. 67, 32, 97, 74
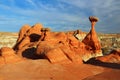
0, 59, 120, 80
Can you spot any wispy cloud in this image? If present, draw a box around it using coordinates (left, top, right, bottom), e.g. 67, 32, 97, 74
58, 0, 120, 33
25, 0, 37, 8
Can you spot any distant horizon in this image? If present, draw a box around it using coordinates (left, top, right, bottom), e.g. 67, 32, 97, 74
0, 24, 119, 34
0, 0, 120, 33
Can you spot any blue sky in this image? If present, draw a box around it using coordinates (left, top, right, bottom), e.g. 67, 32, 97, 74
0, 0, 120, 33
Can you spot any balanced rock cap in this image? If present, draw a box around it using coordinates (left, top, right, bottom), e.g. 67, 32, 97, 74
89, 16, 99, 22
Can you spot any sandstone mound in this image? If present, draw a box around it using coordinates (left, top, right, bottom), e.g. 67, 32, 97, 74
0, 47, 22, 64
83, 69, 120, 80
0, 59, 107, 80
96, 49, 120, 63
17, 24, 31, 43
12, 19, 102, 64
14, 23, 43, 50
0, 17, 103, 64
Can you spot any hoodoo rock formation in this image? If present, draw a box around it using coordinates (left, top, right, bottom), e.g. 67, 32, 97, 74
0, 16, 104, 64
82, 16, 102, 61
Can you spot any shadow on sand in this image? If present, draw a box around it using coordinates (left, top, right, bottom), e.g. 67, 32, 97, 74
85, 58, 120, 69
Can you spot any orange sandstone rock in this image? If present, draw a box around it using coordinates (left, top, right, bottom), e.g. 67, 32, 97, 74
17, 36, 30, 50
17, 24, 31, 43
14, 20, 103, 64
96, 49, 120, 63
27, 23, 43, 35
82, 16, 102, 60
82, 16, 101, 50
60, 44, 83, 64
14, 23, 42, 50
36, 33, 83, 64
46, 47, 72, 64
36, 41, 55, 55
0, 56, 5, 64
1, 47, 22, 64
14, 24, 31, 50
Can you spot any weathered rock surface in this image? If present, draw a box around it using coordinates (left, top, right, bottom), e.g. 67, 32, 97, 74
17, 24, 31, 43
0, 47, 22, 64
82, 16, 102, 61
11, 20, 102, 64
0, 17, 104, 64
36, 32, 83, 64
83, 69, 120, 80
96, 49, 120, 63
0, 59, 107, 80
14, 23, 43, 50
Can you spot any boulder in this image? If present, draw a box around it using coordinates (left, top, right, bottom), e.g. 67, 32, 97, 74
36, 41, 55, 55
17, 36, 30, 50
17, 24, 31, 43
14, 23, 42, 50
27, 23, 43, 36
42, 31, 67, 45
14, 24, 31, 50
0, 47, 22, 64
46, 47, 72, 64
60, 44, 83, 64
36, 36, 83, 64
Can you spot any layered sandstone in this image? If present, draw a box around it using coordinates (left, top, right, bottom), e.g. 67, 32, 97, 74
82, 16, 102, 61
96, 49, 120, 63
0, 16, 103, 64
13, 18, 102, 64
0, 47, 22, 64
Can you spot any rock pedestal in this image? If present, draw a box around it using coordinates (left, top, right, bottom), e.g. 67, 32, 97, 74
82, 16, 103, 61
